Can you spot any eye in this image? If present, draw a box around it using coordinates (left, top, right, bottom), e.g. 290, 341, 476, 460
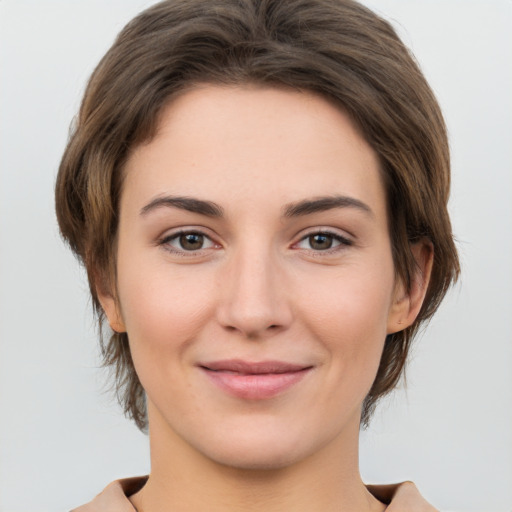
161, 230, 217, 253
295, 231, 352, 251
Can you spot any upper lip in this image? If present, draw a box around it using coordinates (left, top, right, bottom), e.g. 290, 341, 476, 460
200, 359, 312, 374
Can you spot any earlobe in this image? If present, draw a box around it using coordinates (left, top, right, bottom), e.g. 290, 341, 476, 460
102, 298, 126, 333
387, 240, 433, 334
95, 274, 126, 333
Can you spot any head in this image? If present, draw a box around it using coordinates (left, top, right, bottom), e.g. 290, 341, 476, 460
56, 0, 459, 434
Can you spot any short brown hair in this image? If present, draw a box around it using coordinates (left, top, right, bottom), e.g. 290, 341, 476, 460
56, 0, 459, 431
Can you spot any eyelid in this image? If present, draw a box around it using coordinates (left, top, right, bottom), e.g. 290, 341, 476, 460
156, 226, 353, 257
157, 227, 221, 256
292, 228, 354, 252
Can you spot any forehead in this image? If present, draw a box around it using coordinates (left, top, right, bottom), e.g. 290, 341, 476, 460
122, 85, 386, 222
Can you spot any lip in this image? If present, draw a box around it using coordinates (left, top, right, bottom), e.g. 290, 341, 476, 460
199, 359, 313, 400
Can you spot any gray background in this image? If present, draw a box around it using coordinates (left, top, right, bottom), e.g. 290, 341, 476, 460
1, 1, 511, 510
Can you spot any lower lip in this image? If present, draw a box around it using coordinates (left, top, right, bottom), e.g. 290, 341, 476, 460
201, 368, 312, 400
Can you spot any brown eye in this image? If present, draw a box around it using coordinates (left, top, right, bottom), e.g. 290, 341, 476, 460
308, 233, 334, 250
161, 230, 216, 255
294, 231, 352, 252
179, 233, 204, 250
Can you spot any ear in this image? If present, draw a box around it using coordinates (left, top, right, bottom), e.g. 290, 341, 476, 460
95, 272, 126, 333
387, 240, 434, 334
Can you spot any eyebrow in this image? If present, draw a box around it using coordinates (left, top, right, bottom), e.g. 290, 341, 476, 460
140, 196, 224, 217
283, 195, 374, 218
140, 194, 373, 219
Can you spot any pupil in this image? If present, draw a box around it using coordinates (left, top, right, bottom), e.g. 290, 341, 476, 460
180, 233, 203, 250
310, 234, 332, 250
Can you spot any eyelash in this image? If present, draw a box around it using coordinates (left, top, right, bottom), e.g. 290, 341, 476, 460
158, 230, 218, 256
294, 230, 353, 254
158, 229, 353, 256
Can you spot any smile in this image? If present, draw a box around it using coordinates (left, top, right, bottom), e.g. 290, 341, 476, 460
199, 359, 314, 400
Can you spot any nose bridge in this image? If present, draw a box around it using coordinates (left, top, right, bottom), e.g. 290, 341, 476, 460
217, 238, 292, 337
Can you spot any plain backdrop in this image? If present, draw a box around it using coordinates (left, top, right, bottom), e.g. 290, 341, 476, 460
1, 1, 511, 511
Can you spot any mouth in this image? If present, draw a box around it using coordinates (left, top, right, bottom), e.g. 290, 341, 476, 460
198, 359, 314, 400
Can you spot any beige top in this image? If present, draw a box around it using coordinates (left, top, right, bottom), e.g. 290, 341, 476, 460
71, 476, 438, 511
71, 477, 147, 512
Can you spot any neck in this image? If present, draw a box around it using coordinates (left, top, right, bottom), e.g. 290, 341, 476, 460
130, 404, 384, 512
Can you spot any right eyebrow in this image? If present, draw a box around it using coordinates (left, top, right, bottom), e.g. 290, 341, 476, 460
140, 195, 224, 218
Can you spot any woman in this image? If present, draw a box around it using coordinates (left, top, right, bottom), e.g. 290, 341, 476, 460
55, 0, 459, 510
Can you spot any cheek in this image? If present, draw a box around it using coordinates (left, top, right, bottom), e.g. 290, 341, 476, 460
302, 260, 394, 335
297, 261, 394, 388
115, 255, 217, 372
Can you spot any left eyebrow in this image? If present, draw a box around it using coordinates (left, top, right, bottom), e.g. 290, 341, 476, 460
283, 195, 374, 218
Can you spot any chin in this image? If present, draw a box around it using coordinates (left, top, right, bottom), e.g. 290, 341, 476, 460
206, 442, 307, 471
190, 420, 332, 472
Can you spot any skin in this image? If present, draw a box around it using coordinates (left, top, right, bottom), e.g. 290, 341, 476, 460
98, 85, 432, 512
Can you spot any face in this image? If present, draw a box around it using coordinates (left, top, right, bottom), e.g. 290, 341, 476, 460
101, 85, 417, 470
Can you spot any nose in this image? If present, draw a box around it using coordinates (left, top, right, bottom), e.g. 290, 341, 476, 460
215, 245, 293, 339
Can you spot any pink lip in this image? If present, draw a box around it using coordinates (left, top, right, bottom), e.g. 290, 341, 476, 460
199, 359, 313, 400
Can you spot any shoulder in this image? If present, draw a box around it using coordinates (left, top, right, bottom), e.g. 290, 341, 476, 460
72, 477, 437, 511
70, 476, 148, 512
368, 481, 439, 512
